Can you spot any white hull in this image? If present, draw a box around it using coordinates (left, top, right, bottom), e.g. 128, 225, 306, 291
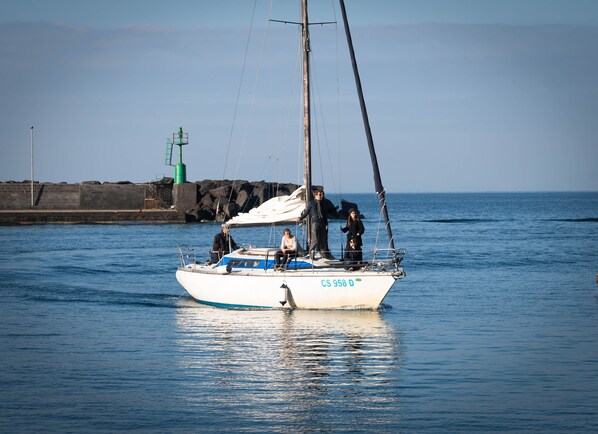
176, 263, 399, 309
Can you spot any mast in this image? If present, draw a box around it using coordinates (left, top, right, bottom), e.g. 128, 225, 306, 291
302, 0, 312, 247
338, 0, 397, 257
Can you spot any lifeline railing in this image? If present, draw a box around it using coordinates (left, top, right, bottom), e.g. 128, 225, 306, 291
177, 244, 406, 277
178, 245, 197, 268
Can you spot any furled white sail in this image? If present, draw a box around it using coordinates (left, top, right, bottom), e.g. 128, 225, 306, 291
227, 186, 306, 227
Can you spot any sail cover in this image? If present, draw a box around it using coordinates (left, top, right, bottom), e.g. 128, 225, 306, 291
227, 186, 306, 227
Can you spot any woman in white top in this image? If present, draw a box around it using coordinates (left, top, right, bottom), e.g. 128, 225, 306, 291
274, 228, 298, 269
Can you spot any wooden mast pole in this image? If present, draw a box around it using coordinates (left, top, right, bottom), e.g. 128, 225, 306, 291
302, 0, 312, 247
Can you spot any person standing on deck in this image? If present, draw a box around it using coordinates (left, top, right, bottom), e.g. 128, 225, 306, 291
297, 188, 335, 259
213, 224, 239, 259
341, 208, 365, 251
320, 190, 337, 259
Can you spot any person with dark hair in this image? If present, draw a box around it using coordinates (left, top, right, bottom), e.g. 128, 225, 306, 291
274, 228, 298, 270
343, 237, 363, 271
297, 188, 335, 259
341, 208, 365, 251
213, 225, 238, 260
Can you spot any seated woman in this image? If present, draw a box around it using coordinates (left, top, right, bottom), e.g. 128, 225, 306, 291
274, 228, 298, 269
343, 237, 363, 271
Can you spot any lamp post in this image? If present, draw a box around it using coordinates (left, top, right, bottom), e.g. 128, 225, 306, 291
30, 126, 34, 207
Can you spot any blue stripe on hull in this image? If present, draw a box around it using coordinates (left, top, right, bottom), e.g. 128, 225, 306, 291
220, 256, 313, 270
194, 298, 274, 310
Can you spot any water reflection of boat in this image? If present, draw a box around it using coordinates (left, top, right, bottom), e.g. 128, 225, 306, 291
175, 300, 403, 422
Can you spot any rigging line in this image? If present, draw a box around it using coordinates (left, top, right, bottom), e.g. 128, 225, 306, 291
330, 0, 342, 198
269, 3, 305, 197
255, 155, 276, 181
221, 0, 260, 218
222, 0, 258, 184
375, 188, 394, 252
335, 28, 342, 197
230, 0, 273, 204
235, 3, 272, 178
265, 2, 287, 197
310, 47, 337, 194
280, 25, 304, 188
375, 193, 384, 251
339, 0, 396, 255
306, 15, 340, 195
285, 27, 303, 189
269, 0, 303, 193
315, 50, 338, 194
296, 31, 304, 188
312, 101, 324, 186
309, 52, 337, 193
271, 0, 303, 189
266, 18, 303, 188
379, 188, 395, 250
308, 52, 324, 188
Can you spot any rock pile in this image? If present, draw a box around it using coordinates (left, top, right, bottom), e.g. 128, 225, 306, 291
186, 180, 301, 222
184, 180, 362, 223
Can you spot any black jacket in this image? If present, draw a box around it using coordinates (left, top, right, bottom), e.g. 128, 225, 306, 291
299, 198, 336, 225
213, 231, 238, 253
343, 247, 363, 270
342, 218, 365, 246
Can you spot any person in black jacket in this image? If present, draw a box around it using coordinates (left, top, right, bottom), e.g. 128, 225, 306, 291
343, 237, 363, 271
297, 188, 335, 259
213, 225, 239, 259
341, 208, 365, 251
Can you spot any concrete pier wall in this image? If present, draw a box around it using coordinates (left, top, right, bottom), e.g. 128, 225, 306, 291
0, 182, 173, 211
80, 184, 147, 210
0, 183, 78, 210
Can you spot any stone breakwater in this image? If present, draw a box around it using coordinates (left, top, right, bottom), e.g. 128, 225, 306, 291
0, 179, 360, 224
187, 179, 302, 222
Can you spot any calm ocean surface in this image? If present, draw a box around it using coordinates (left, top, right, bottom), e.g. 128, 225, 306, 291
1, 192, 597, 432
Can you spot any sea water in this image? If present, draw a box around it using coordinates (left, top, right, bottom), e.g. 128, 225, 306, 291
1, 192, 597, 432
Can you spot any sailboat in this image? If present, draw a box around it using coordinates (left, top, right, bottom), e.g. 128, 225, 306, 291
176, 0, 405, 309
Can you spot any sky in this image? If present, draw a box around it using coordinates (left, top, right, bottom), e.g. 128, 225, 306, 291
1, 0, 597, 193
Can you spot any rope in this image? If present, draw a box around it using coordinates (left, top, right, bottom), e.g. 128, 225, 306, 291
311, 54, 338, 193
237, 2, 272, 174
334, 17, 342, 200
374, 188, 395, 259
222, 0, 258, 183
374, 192, 384, 252
228, 1, 273, 206
213, 0, 258, 231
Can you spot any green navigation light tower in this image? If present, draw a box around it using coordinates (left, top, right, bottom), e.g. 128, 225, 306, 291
165, 127, 189, 184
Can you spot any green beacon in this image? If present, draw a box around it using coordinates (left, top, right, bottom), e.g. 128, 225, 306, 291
165, 127, 189, 184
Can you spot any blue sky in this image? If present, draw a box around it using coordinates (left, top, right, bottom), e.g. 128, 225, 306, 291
1, 0, 597, 192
